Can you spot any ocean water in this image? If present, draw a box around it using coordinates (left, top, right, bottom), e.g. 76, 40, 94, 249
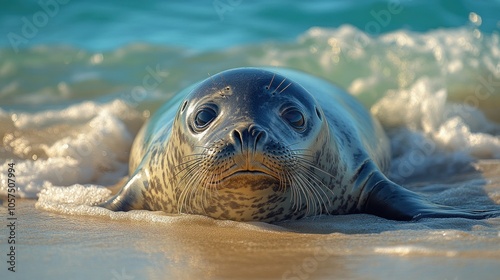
1, 0, 500, 279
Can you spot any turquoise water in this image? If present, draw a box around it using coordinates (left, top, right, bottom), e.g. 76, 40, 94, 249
2, 0, 500, 51
1, 1, 500, 279
1, 0, 500, 110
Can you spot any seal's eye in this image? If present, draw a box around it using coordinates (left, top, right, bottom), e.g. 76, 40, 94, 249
282, 108, 305, 130
194, 107, 217, 129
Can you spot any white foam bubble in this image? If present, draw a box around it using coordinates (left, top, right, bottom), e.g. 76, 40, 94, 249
374, 246, 458, 257
35, 183, 281, 232
372, 77, 500, 164
12, 99, 136, 129
44, 109, 132, 179
0, 100, 141, 198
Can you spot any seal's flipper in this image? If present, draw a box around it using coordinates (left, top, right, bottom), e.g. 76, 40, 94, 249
99, 169, 150, 211
361, 173, 500, 221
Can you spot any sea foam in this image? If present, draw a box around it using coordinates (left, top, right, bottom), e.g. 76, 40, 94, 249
0, 100, 142, 198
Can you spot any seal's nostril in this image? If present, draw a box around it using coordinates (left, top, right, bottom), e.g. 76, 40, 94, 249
231, 129, 244, 151
248, 124, 267, 150
255, 131, 264, 145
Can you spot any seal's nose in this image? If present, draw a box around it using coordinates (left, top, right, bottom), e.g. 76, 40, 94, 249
231, 124, 268, 153
231, 124, 268, 169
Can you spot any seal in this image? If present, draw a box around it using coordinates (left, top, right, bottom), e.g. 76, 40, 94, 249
99, 67, 499, 222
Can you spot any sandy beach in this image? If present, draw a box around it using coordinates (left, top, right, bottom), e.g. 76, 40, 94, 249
1, 160, 499, 280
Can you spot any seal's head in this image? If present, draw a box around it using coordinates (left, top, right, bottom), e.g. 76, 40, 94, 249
171, 68, 334, 221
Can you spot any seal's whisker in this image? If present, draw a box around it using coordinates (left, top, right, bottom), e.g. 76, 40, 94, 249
293, 171, 318, 216
187, 172, 202, 209
298, 171, 334, 210
181, 152, 207, 158
292, 152, 314, 159
197, 168, 213, 214
287, 145, 314, 156
291, 172, 310, 214
295, 158, 337, 180
176, 155, 208, 169
207, 171, 220, 199
290, 147, 312, 152
175, 157, 203, 171
298, 167, 332, 213
203, 166, 219, 204
208, 165, 221, 198
176, 159, 203, 178
292, 185, 301, 212
190, 166, 211, 211
279, 168, 293, 204
205, 167, 221, 202
297, 163, 335, 198
279, 82, 292, 94
286, 144, 315, 158
178, 170, 196, 212
199, 170, 209, 212
206, 166, 218, 186
277, 168, 288, 193
271, 77, 287, 95
297, 171, 325, 215
219, 71, 228, 85
286, 141, 305, 148
198, 162, 213, 208
176, 164, 199, 182
267, 73, 275, 90
178, 157, 210, 213
286, 169, 303, 213
176, 158, 201, 167
208, 72, 226, 97
193, 144, 213, 150
287, 173, 307, 211
185, 180, 196, 212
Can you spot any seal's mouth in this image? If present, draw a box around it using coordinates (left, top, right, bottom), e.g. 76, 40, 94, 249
223, 169, 278, 181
